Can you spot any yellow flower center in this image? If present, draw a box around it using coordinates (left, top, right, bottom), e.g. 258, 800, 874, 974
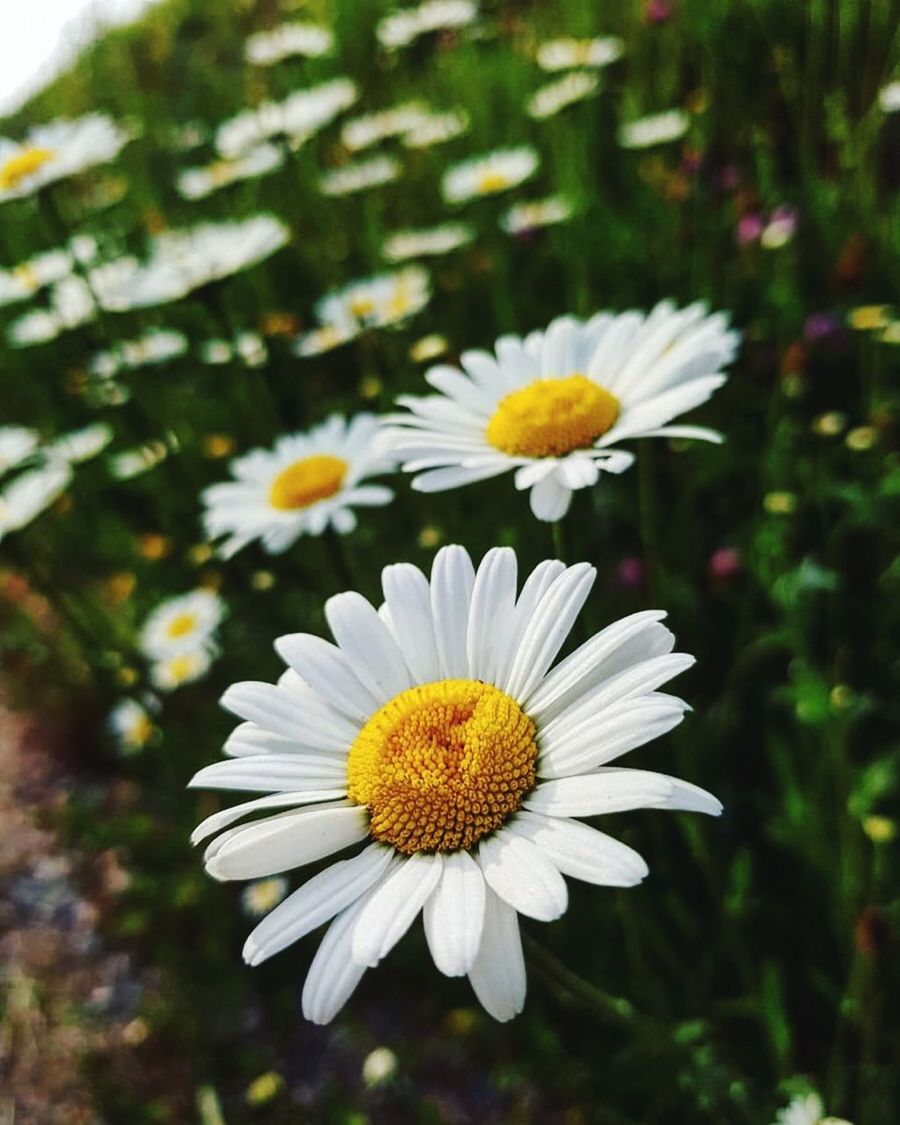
128, 714, 154, 747
349, 296, 376, 319
12, 264, 40, 291
347, 679, 537, 854
486, 374, 620, 458
208, 160, 235, 185
477, 169, 510, 194
167, 654, 198, 682
166, 612, 198, 639
268, 454, 347, 510
0, 147, 55, 191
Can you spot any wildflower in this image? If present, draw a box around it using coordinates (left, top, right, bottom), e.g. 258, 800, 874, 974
500, 196, 574, 236
847, 306, 890, 331
528, 72, 600, 120
845, 426, 878, 452
442, 147, 539, 203
0, 426, 39, 476
139, 589, 225, 661
377, 0, 478, 51
382, 301, 737, 521
150, 648, 215, 692
410, 334, 449, 362
216, 79, 357, 157
245, 22, 333, 65
362, 1047, 398, 1086
341, 103, 430, 151
201, 415, 394, 558
190, 545, 720, 1024
618, 109, 689, 149
176, 143, 284, 200
772, 1089, 851, 1125
242, 877, 289, 917
761, 206, 798, 249
0, 114, 130, 202
402, 109, 469, 148
108, 698, 157, 755
383, 223, 473, 262
320, 155, 401, 197
0, 462, 72, 542
536, 37, 624, 72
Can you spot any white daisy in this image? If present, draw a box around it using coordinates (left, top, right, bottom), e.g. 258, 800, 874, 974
292, 323, 361, 357
216, 79, 358, 158
536, 37, 625, 72
242, 877, 289, 917
877, 79, 900, 113
500, 195, 574, 235
401, 108, 469, 149
0, 248, 73, 307
139, 589, 226, 661
108, 441, 169, 481
442, 147, 539, 204
319, 155, 401, 197
0, 114, 130, 202
47, 422, 114, 464
189, 544, 721, 1024
772, 1090, 852, 1125
108, 698, 157, 755
528, 72, 600, 121
381, 301, 738, 521
202, 414, 394, 558
151, 647, 215, 692
245, 22, 334, 66
0, 462, 72, 542
383, 223, 473, 262
176, 143, 284, 200
103, 217, 290, 311
0, 426, 39, 476
377, 0, 478, 51
119, 328, 189, 370
340, 103, 429, 152
618, 109, 690, 149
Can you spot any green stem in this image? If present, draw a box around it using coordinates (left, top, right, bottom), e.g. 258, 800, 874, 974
322, 528, 357, 592
550, 519, 567, 563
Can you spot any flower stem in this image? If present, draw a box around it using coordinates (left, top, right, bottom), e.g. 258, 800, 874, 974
322, 528, 357, 592
550, 519, 567, 563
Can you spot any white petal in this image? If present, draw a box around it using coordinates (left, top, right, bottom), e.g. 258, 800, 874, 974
325, 591, 414, 702
221, 681, 357, 751
511, 811, 648, 886
301, 890, 373, 1025
466, 547, 518, 682
423, 851, 486, 977
430, 544, 475, 677
468, 885, 526, 1022
205, 804, 369, 881
191, 791, 337, 846
478, 828, 568, 921
189, 754, 346, 793
244, 844, 396, 966
274, 633, 378, 721
493, 559, 567, 691
381, 563, 441, 683
524, 771, 675, 817
529, 473, 573, 521
351, 852, 444, 967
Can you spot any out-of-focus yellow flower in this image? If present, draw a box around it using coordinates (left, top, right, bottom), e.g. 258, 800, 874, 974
848, 305, 890, 331
360, 374, 382, 399
260, 310, 300, 337
104, 572, 137, 604
418, 524, 443, 548
202, 434, 235, 459
764, 491, 797, 515
189, 544, 215, 566
812, 412, 846, 436
845, 426, 878, 451
137, 533, 172, 560
863, 816, 897, 844
250, 570, 276, 591
410, 334, 448, 362
245, 1072, 284, 1106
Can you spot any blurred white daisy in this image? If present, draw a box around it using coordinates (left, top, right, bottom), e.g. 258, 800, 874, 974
772, 1090, 852, 1125
292, 323, 361, 357
0, 248, 73, 307
501, 195, 574, 235
619, 109, 690, 149
139, 589, 226, 661
402, 108, 469, 149
0, 426, 39, 476
216, 79, 357, 158
877, 79, 900, 113
90, 329, 188, 378
383, 223, 473, 262
245, 22, 334, 66
378, 0, 478, 51
7, 258, 138, 347
442, 147, 539, 204
108, 698, 157, 755
176, 143, 284, 200
189, 544, 720, 1024
0, 114, 130, 203
528, 72, 600, 120
199, 331, 268, 367
103, 217, 290, 311
341, 103, 429, 151
242, 876, 289, 917
202, 414, 394, 558
47, 422, 114, 464
536, 36, 624, 72
0, 462, 72, 542
108, 441, 169, 481
320, 155, 401, 197
151, 647, 215, 692
382, 301, 738, 521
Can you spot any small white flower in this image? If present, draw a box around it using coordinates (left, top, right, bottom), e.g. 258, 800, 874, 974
877, 79, 900, 113
108, 698, 157, 755
202, 414, 394, 558
528, 72, 600, 120
536, 36, 624, 72
619, 109, 690, 149
378, 0, 478, 50
120, 328, 189, 369
341, 103, 429, 151
442, 147, 539, 204
0, 426, 40, 476
140, 589, 226, 661
0, 462, 72, 542
772, 1090, 852, 1125
108, 441, 170, 480
245, 22, 334, 66
362, 1047, 397, 1086
234, 332, 268, 368
47, 422, 114, 464
151, 647, 215, 692
401, 108, 469, 149
382, 301, 738, 521
216, 79, 357, 158
0, 114, 130, 202
0, 248, 73, 307
320, 155, 401, 197
500, 195, 574, 235
176, 144, 284, 200
383, 223, 473, 262
189, 545, 721, 1025
242, 877, 289, 917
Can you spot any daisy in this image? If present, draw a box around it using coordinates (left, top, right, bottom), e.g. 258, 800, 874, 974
47, 422, 114, 464
319, 155, 401, 197
103, 217, 290, 311
139, 589, 226, 661
245, 22, 334, 66
536, 37, 625, 72
108, 441, 169, 481
618, 109, 690, 149
216, 79, 357, 158
120, 328, 189, 369
528, 72, 600, 121
189, 544, 721, 1024
0, 114, 130, 203
0, 462, 72, 542
341, 103, 429, 152
500, 195, 574, 235
383, 223, 473, 263
242, 877, 289, 917
108, 698, 157, 755
381, 301, 738, 521
0, 426, 39, 476
772, 1090, 851, 1125
0, 247, 73, 307
442, 147, 539, 204
176, 143, 284, 200
150, 647, 215, 692
292, 323, 361, 357
402, 108, 469, 149
201, 414, 394, 558
877, 79, 900, 113
377, 0, 478, 51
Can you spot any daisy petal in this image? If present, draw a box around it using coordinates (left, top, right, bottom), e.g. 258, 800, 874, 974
512, 811, 649, 886
351, 852, 444, 967
466, 547, 518, 682
188, 754, 346, 793
274, 633, 378, 721
423, 850, 486, 977
430, 544, 475, 677
301, 891, 373, 1025
325, 591, 414, 702
524, 771, 675, 817
381, 563, 441, 683
468, 885, 526, 1022
478, 827, 568, 921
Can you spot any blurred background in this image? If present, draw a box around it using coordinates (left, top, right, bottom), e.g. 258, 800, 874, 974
0, 1, 898, 1123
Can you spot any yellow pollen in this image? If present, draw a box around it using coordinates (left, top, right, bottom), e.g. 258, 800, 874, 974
0, 147, 55, 191
347, 679, 537, 855
268, 454, 347, 510
477, 169, 510, 194
166, 612, 198, 639
486, 374, 620, 458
